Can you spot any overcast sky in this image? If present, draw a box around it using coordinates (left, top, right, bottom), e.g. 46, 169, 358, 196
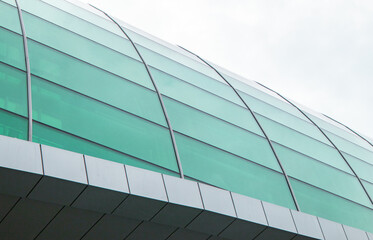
84, 0, 373, 138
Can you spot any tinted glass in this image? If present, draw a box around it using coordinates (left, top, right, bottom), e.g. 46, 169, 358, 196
291, 178, 373, 233
33, 122, 178, 176
27, 40, 166, 126
176, 133, 296, 209
0, 109, 27, 140
0, 1, 22, 33
274, 142, 372, 207
32, 76, 178, 172
0, 28, 25, 70
0, 62, 27, 116
164, 97, 281, 171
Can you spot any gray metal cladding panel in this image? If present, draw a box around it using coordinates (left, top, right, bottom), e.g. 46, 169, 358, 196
81, 214, 141, 240
84, 155, 129, 193
262, 201, 297, 233
186, 211, 235, 235
343, 225, 369, 240
0, 194, 18, 221
291, 210, 324, 240
198, 183, 236, 217
125, 165, 167, 201
163, 174, 203, 209
28, 176, 86, 205
0, 136, 43, 197
0, 135, 42, 175
125, 221, 176, 240
318, 218, 348, 240
0, 198, 61, 240
72, 186, 128, 213
230, 192, 267, 225
113, 195, 166, 221
219, 219, 267, 240
151, 203, 202, 228
167, 228, 210, 240
41, 145, 87, 184
35, 206, 102, 240
367, 232, 373, 240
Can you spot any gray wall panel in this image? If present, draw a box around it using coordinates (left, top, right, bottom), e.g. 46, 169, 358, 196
125, 165, 167, 201
291, 210, 324, 240
41, 145, 87, 184
198, 183, 236, 217
84, 155, 128, 193
343, 225, 369, 240
318, 218, 348, 240
231, 192, 267, 225
262, 201, 297, 233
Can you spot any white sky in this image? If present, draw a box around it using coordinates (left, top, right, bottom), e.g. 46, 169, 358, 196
85, 0, 373, 138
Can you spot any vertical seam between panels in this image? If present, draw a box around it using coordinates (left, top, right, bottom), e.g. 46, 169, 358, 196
178, 46, 300, 211
89, 5, 184, 179
323, 113, 373, 148
15, 0, 32, 141
255, 81, 373, 205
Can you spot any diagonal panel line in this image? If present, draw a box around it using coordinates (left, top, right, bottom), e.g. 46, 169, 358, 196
178, 46, 301, 211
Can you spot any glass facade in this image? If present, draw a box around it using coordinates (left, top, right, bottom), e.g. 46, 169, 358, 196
0, 0, 372, 233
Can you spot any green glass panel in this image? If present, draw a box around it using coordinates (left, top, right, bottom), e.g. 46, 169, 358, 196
256, 114, 352, 173
22, 14, 152, 90
291, 178, 373, 233
164, 97, 281, 171
19, 0, 123, 36
0, 28, 25, 70
33, 122, 178, 177
225, 73, 308, 120
127, 28, 226, 84
150, 66, 262, 135
0, 109, 27, 140
274, 142, 372, 207
137, 44, 244, 106
0, 1, 21, 33
0, 63, 27, 116
27, 40, 166, 126
344, 153, 373, 183
363, 181, 373, 202
307, 112, 373, 152
32, 76, 178, 172
175, 133, 295, 209
325, 129, 373, 166
1, 0, 16, 6
18, 0, 139, 60
238, 90, 330, 145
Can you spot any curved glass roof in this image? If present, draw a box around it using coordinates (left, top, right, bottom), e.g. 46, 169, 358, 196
0, 0, 372, 232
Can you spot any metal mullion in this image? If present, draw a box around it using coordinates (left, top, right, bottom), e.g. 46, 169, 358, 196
89, 5, 184, 179
15, 0, 32, 141
323, 113, 373, 148
255, 81, 373, 205
178, 46, 300, 211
